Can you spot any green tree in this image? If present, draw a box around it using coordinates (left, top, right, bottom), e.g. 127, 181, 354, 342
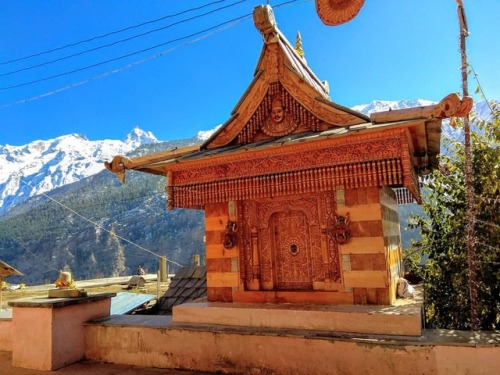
411, 103, 499, 330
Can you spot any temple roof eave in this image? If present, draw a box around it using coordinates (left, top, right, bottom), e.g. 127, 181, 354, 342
105, 118, 438, 180
370, 93, 473, 123
104, 90, 474, 183
201, 113, 239, 150
171, 119, 436, 169
104, 144, 200, 179
315, 96, 370, 122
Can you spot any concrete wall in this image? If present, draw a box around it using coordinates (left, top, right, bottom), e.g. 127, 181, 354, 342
11, 297, 112, 371
84, 318, 499, 375
0, 318, 12, 351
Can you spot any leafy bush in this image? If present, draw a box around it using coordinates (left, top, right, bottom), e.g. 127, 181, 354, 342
410, 102, 499, 330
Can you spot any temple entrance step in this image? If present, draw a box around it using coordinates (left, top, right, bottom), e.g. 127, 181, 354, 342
172, 301, 422, 337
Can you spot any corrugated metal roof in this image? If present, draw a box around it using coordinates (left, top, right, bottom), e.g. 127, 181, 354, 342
110, 292, 155, 315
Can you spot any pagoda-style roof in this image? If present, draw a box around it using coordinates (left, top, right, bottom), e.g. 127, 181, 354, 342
203, 5, 369, 150
105, 92, 471, 180
105, 5, 472, 205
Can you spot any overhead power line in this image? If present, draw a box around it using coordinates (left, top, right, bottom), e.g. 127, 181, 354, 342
0, 0, 245, 77
0, 0, 303, 108
3, 233, 59, 273
0, 9, 249, 91
0, 15, 251, 108
0, 0, 225, 67
18, 178, 184, 267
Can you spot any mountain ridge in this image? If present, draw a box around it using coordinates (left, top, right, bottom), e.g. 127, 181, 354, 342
1, 99, 494, 215
0, 127, 210, 215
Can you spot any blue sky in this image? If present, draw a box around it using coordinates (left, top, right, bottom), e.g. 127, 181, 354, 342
0, 0, 498, 146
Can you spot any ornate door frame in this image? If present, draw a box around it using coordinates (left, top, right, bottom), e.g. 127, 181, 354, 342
238, 192, 341, 291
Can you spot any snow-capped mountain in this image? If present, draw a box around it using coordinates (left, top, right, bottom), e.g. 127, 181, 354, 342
472, 100, 496, 122
0, 127, 158, 214
0, 100, 494, 216
124, 127, 158, 149
352, 99, 435, 115
353, 98, 496, 143
195, 126, 221, 142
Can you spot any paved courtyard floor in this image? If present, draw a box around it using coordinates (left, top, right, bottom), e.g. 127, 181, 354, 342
0, 351, 214, 375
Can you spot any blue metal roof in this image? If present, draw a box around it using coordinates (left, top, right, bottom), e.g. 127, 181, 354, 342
110, 292, 155, 315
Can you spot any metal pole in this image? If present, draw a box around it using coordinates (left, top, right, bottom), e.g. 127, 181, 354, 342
159, 256, 167, 282
456, 0, 478, 331
157, 270, 160, 300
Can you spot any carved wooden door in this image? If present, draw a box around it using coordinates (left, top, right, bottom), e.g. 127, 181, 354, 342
272, 210, 313, 290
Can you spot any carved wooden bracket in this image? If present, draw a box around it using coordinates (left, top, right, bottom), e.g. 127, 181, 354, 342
328, 213, 351, 245
222, 221, 238, 249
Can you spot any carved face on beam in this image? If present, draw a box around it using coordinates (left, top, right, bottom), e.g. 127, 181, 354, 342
262, 95, 298, 137
271, 98, 285, 123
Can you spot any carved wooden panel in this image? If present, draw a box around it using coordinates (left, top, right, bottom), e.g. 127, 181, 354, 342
322, 191, 342, 282
172, 136, 402, 185
170, 157, 404, 209
238, 200, 256, 288
272, 210, 312, 289
238, 193, 341, 291
238, 82, 320, 144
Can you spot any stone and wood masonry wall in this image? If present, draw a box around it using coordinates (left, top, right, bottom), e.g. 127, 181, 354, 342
205, 202, 239, 302
205, 186, 402, 305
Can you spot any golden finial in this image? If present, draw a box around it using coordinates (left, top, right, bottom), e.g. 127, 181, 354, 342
295, 31, 305, 59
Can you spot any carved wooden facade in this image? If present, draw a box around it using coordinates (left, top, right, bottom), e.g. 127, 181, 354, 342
163, 7, 407, 305
105, 5, 471, 306
167, 127, 416, 210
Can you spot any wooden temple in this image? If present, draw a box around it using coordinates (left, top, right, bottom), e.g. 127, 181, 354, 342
105, 5, 472, 307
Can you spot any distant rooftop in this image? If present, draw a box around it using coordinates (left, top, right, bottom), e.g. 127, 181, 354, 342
155, 266, 206, 314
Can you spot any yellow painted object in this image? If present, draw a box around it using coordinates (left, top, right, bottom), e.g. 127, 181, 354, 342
54, 271, 75, 289
49, 271, 86, 297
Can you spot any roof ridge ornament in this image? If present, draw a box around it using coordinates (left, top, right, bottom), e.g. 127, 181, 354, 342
295, 31, 305, 60
253, 4, 277, 37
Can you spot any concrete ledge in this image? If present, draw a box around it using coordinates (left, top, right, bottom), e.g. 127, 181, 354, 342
84, 315, 500, 375
172, 302, 422, 336
8, 292, 115, 308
